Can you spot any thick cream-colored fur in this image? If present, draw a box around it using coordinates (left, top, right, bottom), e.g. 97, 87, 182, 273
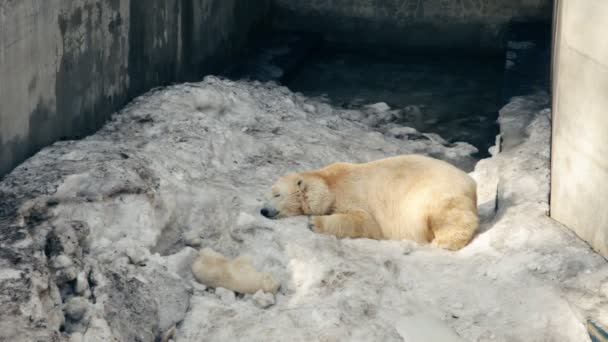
262, 154, 479, 250
191, 248, 280, 294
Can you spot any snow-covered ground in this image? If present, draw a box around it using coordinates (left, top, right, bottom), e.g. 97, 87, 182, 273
0, 77, 607, 342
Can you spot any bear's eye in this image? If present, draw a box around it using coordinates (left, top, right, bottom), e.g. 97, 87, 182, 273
274, 194, 281, 198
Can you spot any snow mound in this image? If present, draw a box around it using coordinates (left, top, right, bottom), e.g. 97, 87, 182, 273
0, 78, 606, 342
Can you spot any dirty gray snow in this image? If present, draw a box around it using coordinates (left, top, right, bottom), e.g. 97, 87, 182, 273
0, 77, 607, 342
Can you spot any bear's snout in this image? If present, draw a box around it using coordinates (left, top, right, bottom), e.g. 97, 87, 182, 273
260, 207, 279, 219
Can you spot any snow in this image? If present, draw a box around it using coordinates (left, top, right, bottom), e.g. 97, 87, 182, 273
0, 77, 607, 342
395, 314, 468, 342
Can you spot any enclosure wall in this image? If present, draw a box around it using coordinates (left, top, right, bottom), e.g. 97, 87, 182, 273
551, 0, 608, 257
0, 0, 270, 176
271, 0, 553, 53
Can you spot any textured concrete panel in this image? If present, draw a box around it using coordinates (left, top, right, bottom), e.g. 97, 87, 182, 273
0, 0, 270, 176
551, 0, 608, 257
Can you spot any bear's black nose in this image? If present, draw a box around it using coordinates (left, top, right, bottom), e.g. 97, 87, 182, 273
260, 208, 269, 217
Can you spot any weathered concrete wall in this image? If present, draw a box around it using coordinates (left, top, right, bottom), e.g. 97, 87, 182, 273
0, 0, 270, 176
550, 0, 608, 257
272, 0, 553, 53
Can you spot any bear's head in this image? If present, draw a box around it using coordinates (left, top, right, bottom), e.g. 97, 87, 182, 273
260, 172, 334, 219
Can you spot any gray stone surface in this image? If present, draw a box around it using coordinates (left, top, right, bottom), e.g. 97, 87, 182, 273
272, 0, 552, 53
0, 0, 270, 177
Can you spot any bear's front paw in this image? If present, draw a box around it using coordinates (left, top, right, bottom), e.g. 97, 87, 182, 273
307, 217, 315, 232
307, 216, 326, 234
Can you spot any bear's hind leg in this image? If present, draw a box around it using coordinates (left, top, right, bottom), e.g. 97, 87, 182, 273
429, 197, 479, 250
309, 210, 383, 239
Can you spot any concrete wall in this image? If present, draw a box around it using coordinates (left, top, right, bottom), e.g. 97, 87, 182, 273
551, 0, 608, 257
272, 0, 553, 53
0, 0, 270, 176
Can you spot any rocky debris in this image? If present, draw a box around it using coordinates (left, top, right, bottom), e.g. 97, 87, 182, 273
143, 267, 191, 334
385, 126, 421, 139
102, 270, 159, 342
182, 231, 203, 247
162, 247, 199, 279
216, 287, 237, 303
74, 272, 90, 297
160, 325, 176, 342
125, 245, 150, 266
63, 297, 89, 330
252, 290, 275, 309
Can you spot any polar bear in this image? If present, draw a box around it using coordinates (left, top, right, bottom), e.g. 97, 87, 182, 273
191, 248, 280, 294
261, 154, 478, 250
